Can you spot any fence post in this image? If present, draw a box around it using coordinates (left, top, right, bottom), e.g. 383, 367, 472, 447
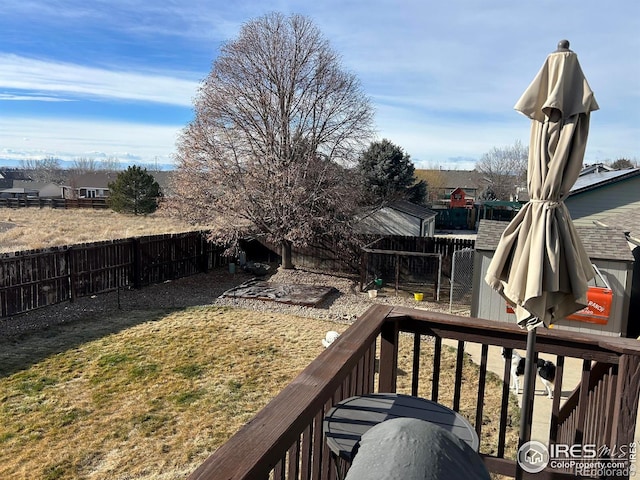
449, 250, 456, 313
67, 246, 76, 303
359, 250, 367, 292
132, 238, 142, 289
199, 233, 209, 274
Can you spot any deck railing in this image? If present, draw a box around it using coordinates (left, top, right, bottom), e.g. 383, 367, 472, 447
188, 305, 640, 480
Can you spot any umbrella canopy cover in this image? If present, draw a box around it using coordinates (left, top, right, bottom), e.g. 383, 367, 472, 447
485, 46, 598, 329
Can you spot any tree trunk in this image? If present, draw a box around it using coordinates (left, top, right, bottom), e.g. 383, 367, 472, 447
281, 241, 293, 269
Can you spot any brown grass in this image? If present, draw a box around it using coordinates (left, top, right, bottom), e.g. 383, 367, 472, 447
0, 208, 197, 253
0, 304, 519, 480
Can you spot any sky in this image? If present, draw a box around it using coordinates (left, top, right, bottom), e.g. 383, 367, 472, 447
1, 1, 639, 171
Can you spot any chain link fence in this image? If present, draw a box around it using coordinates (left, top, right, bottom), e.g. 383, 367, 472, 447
448, 248, 475, 315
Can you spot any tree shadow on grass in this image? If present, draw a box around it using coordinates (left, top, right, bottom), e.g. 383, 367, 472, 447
0, 308, 177, 378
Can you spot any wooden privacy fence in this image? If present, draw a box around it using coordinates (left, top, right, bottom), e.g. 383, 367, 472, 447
0, 197, 108, 209
0, 231, 226, 318
256, 235, 475, 277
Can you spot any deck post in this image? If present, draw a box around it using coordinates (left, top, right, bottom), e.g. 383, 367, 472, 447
378, 318, 399, 393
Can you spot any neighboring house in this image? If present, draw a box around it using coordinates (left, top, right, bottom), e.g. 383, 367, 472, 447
356, 200, 438, 237
418, 168, 527, 206
471, 219, 634, 337
148, 170, 173, 196
61, 170, 172, 199
419, 169, 487, 206
0, 187, 39, 198
566, 167, 640, 226
13, 180, 63, 198
0, 169, 32, 189
579, 163, 615, 175
62, 172, 118, 199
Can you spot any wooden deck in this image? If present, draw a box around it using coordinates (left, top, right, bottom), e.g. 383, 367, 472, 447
188, 305, 640, 480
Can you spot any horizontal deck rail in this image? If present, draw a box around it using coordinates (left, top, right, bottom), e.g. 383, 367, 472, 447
189, 305, 640, 480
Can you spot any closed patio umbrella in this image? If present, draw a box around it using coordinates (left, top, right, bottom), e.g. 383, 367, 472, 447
484, 40, 598, 474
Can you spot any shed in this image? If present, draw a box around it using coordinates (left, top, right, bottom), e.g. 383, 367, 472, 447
471, 219, 634, 337
356, 200, 437, 237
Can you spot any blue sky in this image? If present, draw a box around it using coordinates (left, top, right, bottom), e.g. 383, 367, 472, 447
1, 1, 638, 170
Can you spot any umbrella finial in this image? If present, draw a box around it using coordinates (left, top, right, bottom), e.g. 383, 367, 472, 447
556, 39, 571, 52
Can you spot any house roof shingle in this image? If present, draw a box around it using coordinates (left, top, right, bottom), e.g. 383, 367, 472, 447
475, 219, 633, 262
595, 206, 640, 246
420, 169, 488, 191
385, 200, 437, 220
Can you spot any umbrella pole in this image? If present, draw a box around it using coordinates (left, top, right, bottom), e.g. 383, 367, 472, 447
516, 327, 537, 480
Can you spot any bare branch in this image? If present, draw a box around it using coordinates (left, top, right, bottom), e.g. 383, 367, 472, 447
167, 13, 374, 268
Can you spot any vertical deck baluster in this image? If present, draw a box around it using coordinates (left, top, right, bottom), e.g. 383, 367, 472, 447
603, 364, 617, 447
411, 333, 421, 397
431, 336, 442, 402
312, 410, 324, 480
273, 455, 285, 480
287, 439, 300, 479
453, 340, 465, 411
498, 348, 513, 458
474, 343, 489, 443
574, 359, 592, 445
549, 355, 564, 443
300, 424, 312, 480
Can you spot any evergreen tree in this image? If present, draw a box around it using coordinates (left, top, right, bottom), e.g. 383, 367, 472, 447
357, 139, 427, 205
107, 166, 161, 215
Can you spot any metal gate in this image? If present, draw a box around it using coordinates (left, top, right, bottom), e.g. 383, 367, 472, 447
449, 248, 474, 314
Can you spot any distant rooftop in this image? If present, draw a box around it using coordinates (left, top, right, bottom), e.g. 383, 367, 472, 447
570, 168, 640, 195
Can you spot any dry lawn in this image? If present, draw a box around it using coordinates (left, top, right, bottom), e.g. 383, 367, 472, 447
0, 207, 518, 477
0, 208, 197, 253
0, 304, 519, 480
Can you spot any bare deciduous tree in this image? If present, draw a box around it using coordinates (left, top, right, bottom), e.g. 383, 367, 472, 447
99, 157, 122, 172
71, 157, 98, 175
609, 158, 636, 170
19, 156, 64, 183
475, 140, 528, 200
168, 12, 375, 268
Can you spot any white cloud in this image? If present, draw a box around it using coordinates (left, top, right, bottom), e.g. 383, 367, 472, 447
0, 54, 200, 106
0, 117, 182, 165
0, 1, 637, 169
0, 93, 72, 102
